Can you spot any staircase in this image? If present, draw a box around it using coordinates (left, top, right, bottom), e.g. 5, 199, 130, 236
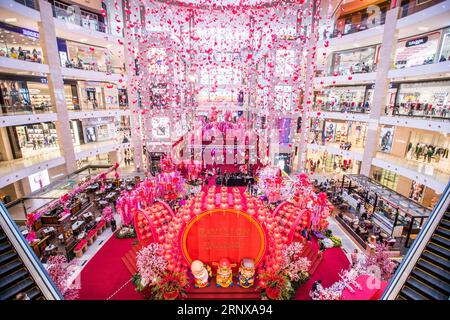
122, 243, 145, 275
0, 227, 44, 300
396, 209, 450, 300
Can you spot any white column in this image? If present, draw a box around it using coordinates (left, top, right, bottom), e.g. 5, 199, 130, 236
38, 0, 77, 174
360, 5, 399, 176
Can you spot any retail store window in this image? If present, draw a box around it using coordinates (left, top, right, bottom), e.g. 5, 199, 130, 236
394, 31, 441, 68
438, 27, 450, 62
62, 41, 115, 73
0, 22, 43, 64
330, 46, 377, 76
274, 86, 292, 111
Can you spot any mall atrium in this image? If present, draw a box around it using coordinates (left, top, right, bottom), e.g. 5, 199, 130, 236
0, 0, 449, 302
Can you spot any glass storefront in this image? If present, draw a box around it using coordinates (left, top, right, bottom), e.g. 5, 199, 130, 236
314, 86, 368, 113
60, 40, 115, 73
330, 46, 378, 76
438, 27, 450, 61
329, 1, 390, 38
306, 150, 361, 176
0, 77, 53, 115
308, 118, 367, 149
82, 117, 117, 143
52, 0, 107, 33
0, 22, 43, 64
389, 80, 450, 118
394, 31, 441, 68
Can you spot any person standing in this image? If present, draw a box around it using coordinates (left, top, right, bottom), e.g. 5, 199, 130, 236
351, 249, 359, 267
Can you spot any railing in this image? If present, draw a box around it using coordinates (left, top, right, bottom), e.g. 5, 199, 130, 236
52, 4, 109, 34
328, 13, 386, 39
384, 105, 450, 121
0, 201, 63, 300
312, 104, 371, 114
0, 51, 44, 64
14, 0, 39, 10
0, 104, 54, 116
399, 0, 446, 18
63, 61, 122, 75
381, 182, 450, 299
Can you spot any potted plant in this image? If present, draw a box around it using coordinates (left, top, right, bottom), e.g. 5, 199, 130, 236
152, 272, 189, 300
259, 271, 294, 300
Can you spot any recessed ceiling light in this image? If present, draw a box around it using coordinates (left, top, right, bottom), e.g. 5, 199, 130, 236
417, 26, 429, 31
80, 38, 88, 42
5, 18, 17, 23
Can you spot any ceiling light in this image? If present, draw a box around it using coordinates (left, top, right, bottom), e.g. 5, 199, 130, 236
5, 18, 17, 23
417, 26, 429, 31
80, 38, 88, 42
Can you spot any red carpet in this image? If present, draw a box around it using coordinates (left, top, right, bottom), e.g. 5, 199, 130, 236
295, 243, 350, 300
76, 236, 143, 300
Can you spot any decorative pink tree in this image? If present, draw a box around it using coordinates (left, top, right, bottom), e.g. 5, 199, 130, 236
136, 243, 168, 287
362, 243, 396, 282
102, 206, 114, 223
45, 255, 80, 300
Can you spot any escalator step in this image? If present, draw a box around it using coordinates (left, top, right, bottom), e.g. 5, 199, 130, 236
0, 259, 22, 278
26, 287, 43, 300
436, 227, 450, 239
441, 219, 450, 229
0, 233, 5, 242
0, 269, 29, 291
412, 269, 450, 295
422, 251, 450, 271
406, 277, 448, 300
417, 259, 450, 282
0, 278, 35, 300
0, 251, 17, 265
0, 242, 12, 254
400, 286, 428, 300
426, 243, 450, 260
430, 236, 450, 251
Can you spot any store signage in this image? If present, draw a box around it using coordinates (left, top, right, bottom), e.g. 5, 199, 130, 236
0, 21, 39, 39
405, 36, 428, 47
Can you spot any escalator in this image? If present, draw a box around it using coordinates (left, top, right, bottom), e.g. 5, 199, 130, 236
0, 226, 44, 300
382, 183, 450, 300
397, 208, 450, 300
0, 203, 62, 300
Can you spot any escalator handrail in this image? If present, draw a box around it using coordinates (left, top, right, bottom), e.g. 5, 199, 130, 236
0, 202, 63, 300
381, 182, 450, 300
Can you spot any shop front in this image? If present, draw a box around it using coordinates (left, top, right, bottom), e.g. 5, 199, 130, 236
0, 75, 52, 115
330, 0, 390, 38
58, 39, 115, 73
388, 80, 450, 119
0, 21, 43, 64
306, 150, 361, 176
52, 0, 107, 33
1, 122, 59, 161
82, 117, 117, 144
314, 85, 369, 113
394, 29, 443, 69
330, 45, 379, 76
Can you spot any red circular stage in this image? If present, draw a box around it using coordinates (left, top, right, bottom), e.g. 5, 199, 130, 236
181, 208, 266, 266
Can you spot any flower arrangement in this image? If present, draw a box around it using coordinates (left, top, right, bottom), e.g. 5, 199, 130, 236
102, 206, 114, 222
281, 242, 311, 284
136, 243, 167, 287
362, 243, 396, 282
312, 265, 365, 300
151, 272, 189, 300
45, 255, 80, 300
115, 227, 136, 239
258, 271, 294, 300
330, 235, 342, 247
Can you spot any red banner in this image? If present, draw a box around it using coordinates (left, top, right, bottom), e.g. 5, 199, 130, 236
181, 209, 266, 266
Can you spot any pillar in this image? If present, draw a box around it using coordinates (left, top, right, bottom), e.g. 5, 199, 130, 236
38, 0, 77, 174
360, 4, 400, 176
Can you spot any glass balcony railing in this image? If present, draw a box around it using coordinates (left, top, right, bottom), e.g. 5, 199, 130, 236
63, 60, 122, 74
14, 0, 39, 10
312, 103, 371, 114
398, 0, 445, 19
52, 5, 109, 34
327, 15, 386, 39
0, 104, 54, 116
384, 104, 450, 120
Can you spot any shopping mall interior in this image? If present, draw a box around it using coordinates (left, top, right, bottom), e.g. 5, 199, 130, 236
0, 0, 449, 303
